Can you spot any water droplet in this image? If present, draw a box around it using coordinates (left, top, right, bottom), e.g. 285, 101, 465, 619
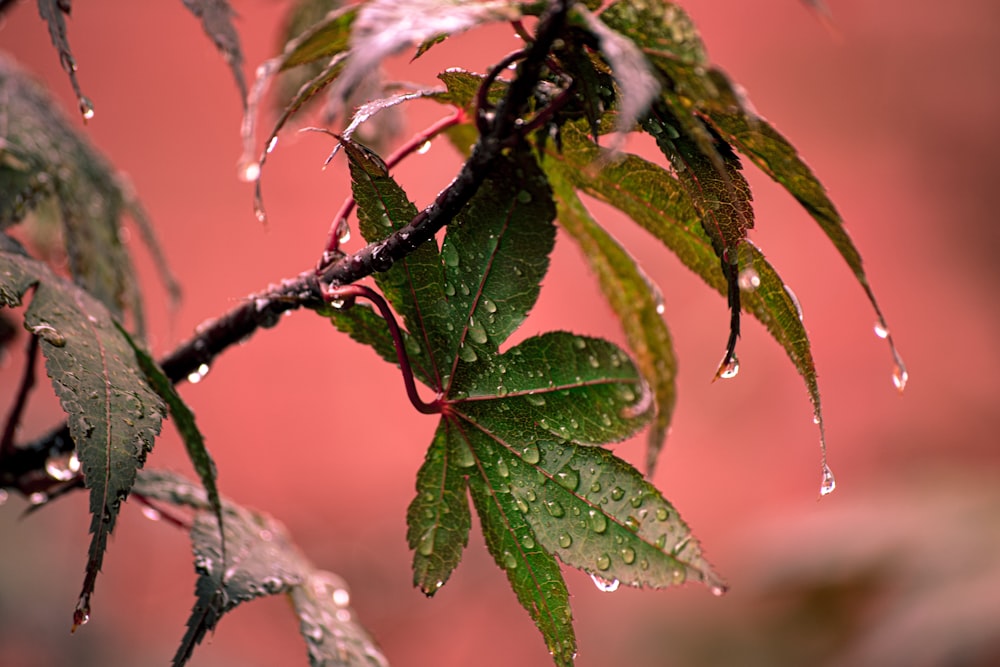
496, 458, 510, 478
441, 242, 460, 267
588, 509, 608, 533
482, 298, 498, 313
468, 319, 488, 344
655, 507, 669, 522
521, 443, 540, 464
738, 267, 760, 291
717, 354, 740, 380
417, 139, 433, 154
892, 361, 909, 393
79, 97, 95, 121
629, 495, 643, 509
238, 157, 261, 183
30, 322, 66, 347
521, 534, 535, 549
525, 489, 537, 502
656, 302, 665, 315
45, 451, 80, 481
187, 362, 211, 384
554, 467, 580, 492
524, 393, 546, 407
558, 533, 573, 548
443, 282, 456, 296
873, 321, 890, 339
591, 573, 619, 592
624, 516, 640, 532
141, 506, 162, 522
819, 463, 837, 496
671, 567, 687, 585
515, 497, 529, 513
544, 499, 566, 517
332, 588, 350, 606
458, 343, 478, 363
335, 218, 352, 244
29, 492, 48, 505
73, 599, 90, 629
517, 190, 533, 204
418, 528, 436, 555
502, 550, 518, 569
610, 486, 625, 501
711, 584, 728, 597
620, 547, 636, 564
454, 441, 475, 468
595, 554, 612, 571
589, 481, 602, 494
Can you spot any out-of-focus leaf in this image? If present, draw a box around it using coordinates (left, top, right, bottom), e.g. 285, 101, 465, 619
0, 233, 167, 630
0, 56, 178, 328
180, 0, 247, 104
135, 469, 389, 667
173, 506, 305, 667
405, 428, 471, 594
598, 0, 708, 68
35, 0, 93, 120
549, 170, 677, 475
117, 322, 224, 557
274, 0, 344, 110
291, 570, 389, 667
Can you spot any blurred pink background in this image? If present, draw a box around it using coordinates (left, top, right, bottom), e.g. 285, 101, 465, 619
2, 1, 999, 666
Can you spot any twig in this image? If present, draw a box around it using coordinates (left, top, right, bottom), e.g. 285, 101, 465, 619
1, 335, 40, 459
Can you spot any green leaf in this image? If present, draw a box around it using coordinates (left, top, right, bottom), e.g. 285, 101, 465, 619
174, 506, 305, 667
468, 473, 575, 666
405, 427, 471, 595
0, 56, 178, 329
180, 0, 247, 104
548, 170, 677, 475
0, 234, 167, 629
35, 0, 93, 119
116, 322, 225, 560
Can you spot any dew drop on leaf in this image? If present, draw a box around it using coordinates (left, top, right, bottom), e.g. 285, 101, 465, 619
554, 467, 580, 492
418, 528, 436, 555
524, 393, 545, 407
588, 509, 608, 534
521, 443, 540, 464
557, 533, 572, 548
44, 451, 80, 481
496, 458, 510, 478
671, 567, 686, 585
544, 499, 566, 518
738, 267, 760, 291
502, 550, 518, 569
521, 534, 535, 549
819, 463, 837, 497
783, 284, 804, 322
610, 486, 625, 501
591, 574, 620, 592
595, 554, 612, 571
516, 190, 532, 204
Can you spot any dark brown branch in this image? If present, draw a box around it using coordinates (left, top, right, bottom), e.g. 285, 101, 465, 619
1, 334, 39, 458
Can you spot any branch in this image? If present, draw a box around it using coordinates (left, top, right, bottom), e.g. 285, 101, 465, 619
0, 0, 571, 499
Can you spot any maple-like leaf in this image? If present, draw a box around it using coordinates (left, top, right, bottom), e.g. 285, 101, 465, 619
325, 142, 722, 665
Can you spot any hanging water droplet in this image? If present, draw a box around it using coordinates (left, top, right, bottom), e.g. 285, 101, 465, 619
265, 136, 279, 154
819, 463, 837, 496
595, 554, 612, 571
717, 354, 740, 380
335, 218, 352, 244
892, 361, 909, 393
332, 588, 350, 607
873, 321, 890, 339
73, 599, 90, 629
28, 492, 48, 505
187, 362, 211, 384
79, 97, 95, 121
237, 157, 261, 183
45, 451, 81, 481
591, 573, 619, 592
711, 584, 728, 597
738, 267, 761, 291
416, 139, 433, 154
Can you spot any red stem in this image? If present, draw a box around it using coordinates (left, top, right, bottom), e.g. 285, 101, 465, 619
325, 284, 442, 415
317, 109, 467, 272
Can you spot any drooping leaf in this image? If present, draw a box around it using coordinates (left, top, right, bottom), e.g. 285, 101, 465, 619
695, 68, 906, 387
405, 426, 471, 594
549, 170, 677, 475
35, 0, 93, 120
173, 505, 305, 667
541, 122, 830, 487
571, 6, 659, 142
598, 0, 708, 69
116, 322, 225, 558
0, 233, 167, 629
180, 0, 247, 104
291, 570, 389, 667
273, 0, 344, 111
0, 56, 178, 329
